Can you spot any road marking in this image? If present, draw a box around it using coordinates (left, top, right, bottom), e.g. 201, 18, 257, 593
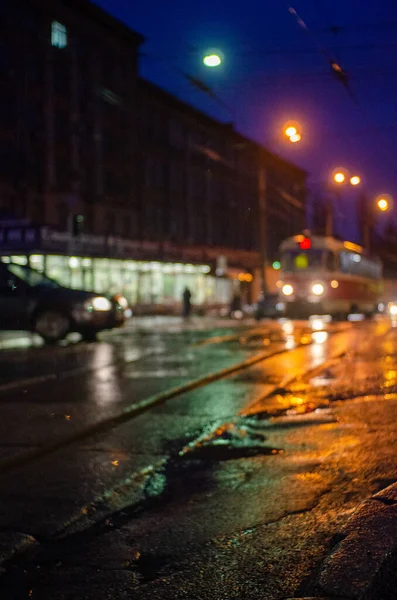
190, 324, 270, 347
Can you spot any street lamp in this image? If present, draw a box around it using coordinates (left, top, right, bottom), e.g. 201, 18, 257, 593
377, 196, 389, 212
289, 133, 301, 143
326, 168, 361, 236
284, 122, 302, 143
334, 171, 346, 184
285, 126, 297, 137
203, 53, 222, 68
256, 121, 303, 294
362, 194, 393, 250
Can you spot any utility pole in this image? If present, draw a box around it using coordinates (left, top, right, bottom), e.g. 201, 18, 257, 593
325, 198, 333, 237
257, 162, 268, 296
358, 192, 371, 252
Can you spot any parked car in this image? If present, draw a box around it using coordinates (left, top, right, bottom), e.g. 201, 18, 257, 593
0, 261, 128, 343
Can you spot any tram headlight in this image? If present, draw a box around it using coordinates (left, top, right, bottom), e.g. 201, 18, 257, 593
282, 284, 294, 296
389, 303, 397, 316
312, 283, 325, 296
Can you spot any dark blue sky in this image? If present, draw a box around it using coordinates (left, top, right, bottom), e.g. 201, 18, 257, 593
95, 0, 397, 239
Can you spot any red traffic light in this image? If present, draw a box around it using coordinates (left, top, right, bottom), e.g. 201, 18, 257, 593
299, 237, 311, 250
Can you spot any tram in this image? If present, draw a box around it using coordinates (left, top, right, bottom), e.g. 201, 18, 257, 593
278, 233, 383, 318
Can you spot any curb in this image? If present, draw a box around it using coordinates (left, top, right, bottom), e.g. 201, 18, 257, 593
0, 533, 38, 573
290, 482, 397, 600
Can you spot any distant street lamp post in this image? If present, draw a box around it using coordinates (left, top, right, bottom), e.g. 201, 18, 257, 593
362, 194, 393, 251
257, 123, 302, 295
325, 168, 362, 237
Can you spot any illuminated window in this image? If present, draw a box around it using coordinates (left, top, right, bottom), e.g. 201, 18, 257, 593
51, 21, 67, 49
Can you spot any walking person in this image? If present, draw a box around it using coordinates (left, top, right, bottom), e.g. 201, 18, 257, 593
182, 286, 192, 318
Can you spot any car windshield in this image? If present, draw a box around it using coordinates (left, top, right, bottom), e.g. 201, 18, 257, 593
8, 263, 61, 288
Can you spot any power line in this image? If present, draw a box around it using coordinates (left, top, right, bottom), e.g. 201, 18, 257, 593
288, 5, 357, 102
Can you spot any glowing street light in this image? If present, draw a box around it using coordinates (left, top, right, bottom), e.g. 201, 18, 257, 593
289, 133, 301, 143
284, 121, 301, 142
334, 171, 346, 184
285, 126, 297, 138
203, 53, 222, 68
377, 196, 389, 212
350, 175, 361, 186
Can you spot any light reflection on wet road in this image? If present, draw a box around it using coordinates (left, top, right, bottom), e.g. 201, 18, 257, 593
0, 316, 396, 599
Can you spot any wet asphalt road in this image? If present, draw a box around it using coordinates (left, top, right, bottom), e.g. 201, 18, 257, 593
0, 316, 397, 599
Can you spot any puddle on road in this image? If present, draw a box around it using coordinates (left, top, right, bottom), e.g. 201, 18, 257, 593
179, 420, 283, 462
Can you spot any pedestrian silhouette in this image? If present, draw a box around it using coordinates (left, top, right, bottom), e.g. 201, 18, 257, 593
182, 287, 192, 318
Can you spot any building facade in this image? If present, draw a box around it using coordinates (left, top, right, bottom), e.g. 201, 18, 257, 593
0, 0, 307, 312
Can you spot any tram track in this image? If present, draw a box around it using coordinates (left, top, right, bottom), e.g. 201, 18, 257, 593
0, 320, 355, 476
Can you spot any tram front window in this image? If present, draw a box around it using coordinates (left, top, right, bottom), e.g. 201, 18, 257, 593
282, 250, 334, 272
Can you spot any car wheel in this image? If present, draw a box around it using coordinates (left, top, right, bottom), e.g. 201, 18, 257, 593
34, 310, 70, 343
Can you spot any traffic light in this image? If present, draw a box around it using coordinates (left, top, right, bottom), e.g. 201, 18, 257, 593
72, 214, 84, 237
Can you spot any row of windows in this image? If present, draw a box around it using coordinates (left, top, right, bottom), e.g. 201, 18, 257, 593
339, 251, 382, 279
282, 249, 382, 279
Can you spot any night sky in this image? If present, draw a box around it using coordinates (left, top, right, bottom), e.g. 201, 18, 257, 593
94, 0, 397, 241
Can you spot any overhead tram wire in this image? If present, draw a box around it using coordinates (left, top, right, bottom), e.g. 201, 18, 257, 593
287, 5, 358, 103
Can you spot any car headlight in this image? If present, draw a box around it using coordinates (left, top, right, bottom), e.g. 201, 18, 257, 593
90, 296, 112, 312
282, 284, 294, 296
115, 295, 128, 309
312, 283, 325, 296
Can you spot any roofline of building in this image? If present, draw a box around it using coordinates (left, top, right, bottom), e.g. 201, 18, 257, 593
139, 78, 308, 178
35, 0, 145, 46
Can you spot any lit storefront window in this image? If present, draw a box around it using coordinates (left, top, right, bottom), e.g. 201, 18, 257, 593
29, 255, 44, 272
11, 256, 28, 265
47, 255, 70, 287
24, 254, 216, 306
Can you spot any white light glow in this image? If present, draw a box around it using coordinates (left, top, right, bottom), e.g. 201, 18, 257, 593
282, 320, 294, 335
69, 257, 79, 269
282, 284, 294, 296
311, 318, 325, 332
312, 283, 325, 296
389, 304, 397, 316
91, 296, 112, 312
203, 54, 222, 67
312, 331, 328, 344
